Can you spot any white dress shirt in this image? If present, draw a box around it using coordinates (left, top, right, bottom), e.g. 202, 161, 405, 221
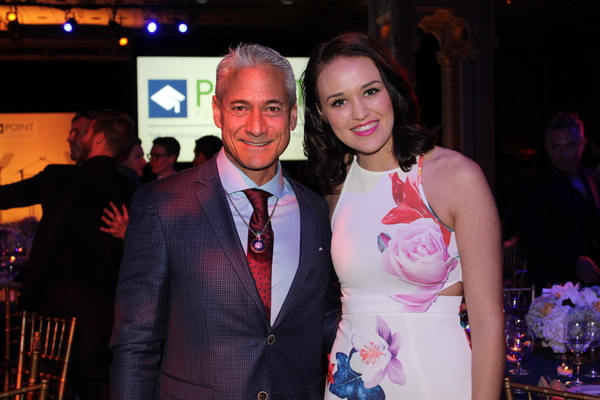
216, 149, 301, 325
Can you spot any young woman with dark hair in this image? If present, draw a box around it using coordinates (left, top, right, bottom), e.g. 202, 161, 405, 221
303, 31, 504, 400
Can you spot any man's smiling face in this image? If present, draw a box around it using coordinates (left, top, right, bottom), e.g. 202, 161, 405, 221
212, 65, 297, 186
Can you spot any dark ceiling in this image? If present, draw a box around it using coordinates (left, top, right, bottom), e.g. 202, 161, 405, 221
1, 0, 599, 59
0, 0, 370, 59
494, 0, 600, 49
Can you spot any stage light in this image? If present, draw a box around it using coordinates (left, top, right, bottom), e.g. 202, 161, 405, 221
108, 16, 128, 46
177, 20, 188, 33
63, 17, 77, 32
146, 19, 158, 33
6, 10, 20, 38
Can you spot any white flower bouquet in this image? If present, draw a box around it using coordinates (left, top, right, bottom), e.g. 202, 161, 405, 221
525, 282, 600, 353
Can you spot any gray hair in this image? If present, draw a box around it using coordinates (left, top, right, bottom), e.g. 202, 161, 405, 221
546, 112, 585, 141
215, 43, 297, 108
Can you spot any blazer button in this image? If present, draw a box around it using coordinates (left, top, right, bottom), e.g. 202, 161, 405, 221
257, 391, 268, 400
267, 335, 276, 345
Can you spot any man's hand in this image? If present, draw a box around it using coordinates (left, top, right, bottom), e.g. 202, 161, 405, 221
100, 201, 129, 240
575, 256, 600, 285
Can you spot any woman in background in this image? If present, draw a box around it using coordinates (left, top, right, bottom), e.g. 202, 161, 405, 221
302, 31, 504, 399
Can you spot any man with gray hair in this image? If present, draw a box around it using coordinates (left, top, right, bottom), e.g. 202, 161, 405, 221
110, 43, 340, 400
518, 112, 600, 291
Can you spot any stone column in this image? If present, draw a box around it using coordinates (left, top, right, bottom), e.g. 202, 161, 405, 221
418, 9, 472, 152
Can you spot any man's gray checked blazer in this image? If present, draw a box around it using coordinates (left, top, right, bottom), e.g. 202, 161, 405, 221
110, 155, 341, 400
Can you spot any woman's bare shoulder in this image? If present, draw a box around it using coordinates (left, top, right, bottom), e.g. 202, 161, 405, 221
423, 146, 484, 185
424, 146, 479, 168
421, 146, 491, 228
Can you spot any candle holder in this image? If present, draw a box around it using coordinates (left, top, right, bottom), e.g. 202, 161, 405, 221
556, 354, 573, 378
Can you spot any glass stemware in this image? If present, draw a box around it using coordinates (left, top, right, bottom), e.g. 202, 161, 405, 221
584, 319, 600, 378
564, 307, 593, 388
506, 315, 535, 376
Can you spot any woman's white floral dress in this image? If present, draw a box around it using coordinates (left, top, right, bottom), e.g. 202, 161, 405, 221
326, 156, 471, 400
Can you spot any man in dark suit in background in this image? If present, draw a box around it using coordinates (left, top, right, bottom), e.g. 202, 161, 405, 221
518, 112, 600, 291
110, 44, 340, 400
0, 110, 137, 399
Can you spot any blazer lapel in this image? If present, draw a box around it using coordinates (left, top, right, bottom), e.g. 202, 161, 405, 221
272, 177, 316, 328
193, 158, 268, 318
554, 169, 586, 230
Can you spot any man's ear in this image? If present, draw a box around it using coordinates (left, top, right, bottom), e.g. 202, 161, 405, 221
94, 131, 106, 145
290, 104, 298, 131
212, 96, 222, 129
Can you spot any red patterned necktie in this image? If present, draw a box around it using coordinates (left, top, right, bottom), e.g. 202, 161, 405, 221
243, 189, 274, 318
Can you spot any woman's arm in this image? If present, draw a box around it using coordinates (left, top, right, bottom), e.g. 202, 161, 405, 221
452, 157, 505, 400
423, 147, 504, 400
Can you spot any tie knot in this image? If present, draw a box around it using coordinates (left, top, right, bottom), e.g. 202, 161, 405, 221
243, 189, 272, 213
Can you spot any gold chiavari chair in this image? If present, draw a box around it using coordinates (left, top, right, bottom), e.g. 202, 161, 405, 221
0, 379, 49, 400
0, 283, 21, 391
503, 245, 528, 288
15, 312, 76, 400
504, 377, 600, 400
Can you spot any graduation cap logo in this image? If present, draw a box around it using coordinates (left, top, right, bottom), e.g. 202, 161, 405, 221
149, 80, 188, 118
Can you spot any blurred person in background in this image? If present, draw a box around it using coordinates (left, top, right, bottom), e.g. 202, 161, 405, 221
67, 111, 96, 163
193, 135, 223, 167
148, 136, 180, 179
0, 110, 137, 399
118, 137, 147, 182
101, 137, 147, 240
518, 112, 600, 290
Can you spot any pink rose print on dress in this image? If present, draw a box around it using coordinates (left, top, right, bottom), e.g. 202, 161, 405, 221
382, 219, 457, 286
378, 172, 458, 312
381, 218, 458, 311
349, 315, 406, 389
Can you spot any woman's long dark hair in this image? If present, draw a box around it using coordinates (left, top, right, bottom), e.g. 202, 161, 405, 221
302, 31, 437, 195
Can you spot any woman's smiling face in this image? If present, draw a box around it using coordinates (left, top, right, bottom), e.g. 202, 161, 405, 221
317, 56, 395, 169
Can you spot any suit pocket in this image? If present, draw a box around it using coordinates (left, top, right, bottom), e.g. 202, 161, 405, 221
158, 372, 213, 400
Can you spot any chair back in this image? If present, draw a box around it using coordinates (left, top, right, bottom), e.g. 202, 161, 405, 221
504, 377, 600, 399
0, 283, 21, 391
503, 245, 528, 287
0, 379, 49, 400
15, 312, 76, 400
